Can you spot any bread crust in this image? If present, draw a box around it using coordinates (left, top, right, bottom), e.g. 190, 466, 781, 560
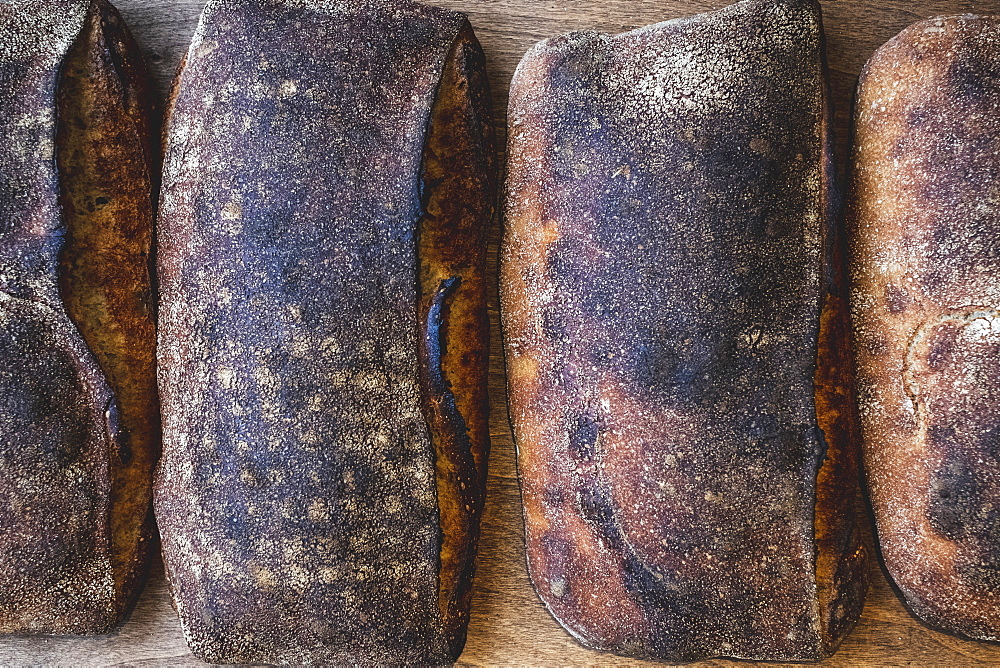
0, 0, 156, 634
418, 21, 497, 656
501, 0, 866, 661
154, 0, 495, 663
849, 14, 1000, 640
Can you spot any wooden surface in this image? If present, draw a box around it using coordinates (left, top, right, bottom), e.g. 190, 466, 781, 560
4, 0, 1000, 665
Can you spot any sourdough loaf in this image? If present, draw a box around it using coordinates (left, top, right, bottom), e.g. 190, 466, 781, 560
154, 0, 495, 663
501, 0, 867, 661
0, 0, 157, 635
849, 14, 1000, 641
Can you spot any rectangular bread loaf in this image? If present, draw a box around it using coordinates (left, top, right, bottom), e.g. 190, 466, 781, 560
849, 14, 1000, 641
501, 0, 867, 661
0, 0, 157, 634
154, 0, 496, 663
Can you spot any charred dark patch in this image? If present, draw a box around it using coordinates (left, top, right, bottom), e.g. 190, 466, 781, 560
929, 456, 981, 540
747, 413, 783, 440
540, 533, 572, 564
545, 236, 583, 285
624, 559, 700, 661
949, 60, 994, 105
885, 285, 910, 313
907, 106, 932, 128
577, 481, 619, 538
980, 426, 1000, 460
541, 307, 568, 342
628, 337, 707, 399
953, 535, 1000, 596
543, 486, 566, 507
568, 413, 598, 460
919, 266, 947, 293
927, 328, 957, 370
929, 424, 956, 447
932, 222, 951, 245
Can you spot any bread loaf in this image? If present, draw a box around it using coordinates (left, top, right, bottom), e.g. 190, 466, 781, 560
154, 0, 496, 663
849, 14, 1000, 641
501, 0, 867, 661
0, 0, 157, 635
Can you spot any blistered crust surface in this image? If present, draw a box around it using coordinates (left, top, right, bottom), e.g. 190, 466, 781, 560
850, 14, 1000, 640
0, 0, 122, 635
155, 0, 468, 664
503, 0, 838, 661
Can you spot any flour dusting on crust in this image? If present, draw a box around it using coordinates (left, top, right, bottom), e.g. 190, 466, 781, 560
850, 14, 1000, 642
0, 0, 121, 635
503, 0, 864, 661
155, 0, 472, 663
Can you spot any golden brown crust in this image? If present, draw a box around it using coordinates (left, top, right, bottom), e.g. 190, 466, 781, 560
502, 0, 866, 661
814, 292, 870, 650
417, 21, 496, 657
813, 57, 870, 652
849, 14, 1000, 640
0, 0, 155, 634
56, 0, 158, 621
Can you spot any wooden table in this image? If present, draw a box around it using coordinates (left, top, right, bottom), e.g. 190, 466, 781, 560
4, 0, 1000, 665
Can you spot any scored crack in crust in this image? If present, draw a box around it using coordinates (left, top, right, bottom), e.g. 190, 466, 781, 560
418, 20, 497, 657
502, 0, 867, 661
849, 14, 1000, 641
0, 0, 156, 634
154, 0, 495, 663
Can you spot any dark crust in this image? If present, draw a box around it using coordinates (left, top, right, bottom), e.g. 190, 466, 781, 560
849, 14, 1000, 641
502, 0, 864, 661
154, 0, 492, 664
417, 21, 497, 660
0, 294, 114, 634
813, 24, 870, 653
0, 0, 155, 634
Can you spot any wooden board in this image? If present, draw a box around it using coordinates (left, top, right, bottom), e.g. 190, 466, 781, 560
4, 0, 1000, 665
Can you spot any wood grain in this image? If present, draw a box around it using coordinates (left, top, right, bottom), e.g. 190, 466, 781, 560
3, 0, 1000, 665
